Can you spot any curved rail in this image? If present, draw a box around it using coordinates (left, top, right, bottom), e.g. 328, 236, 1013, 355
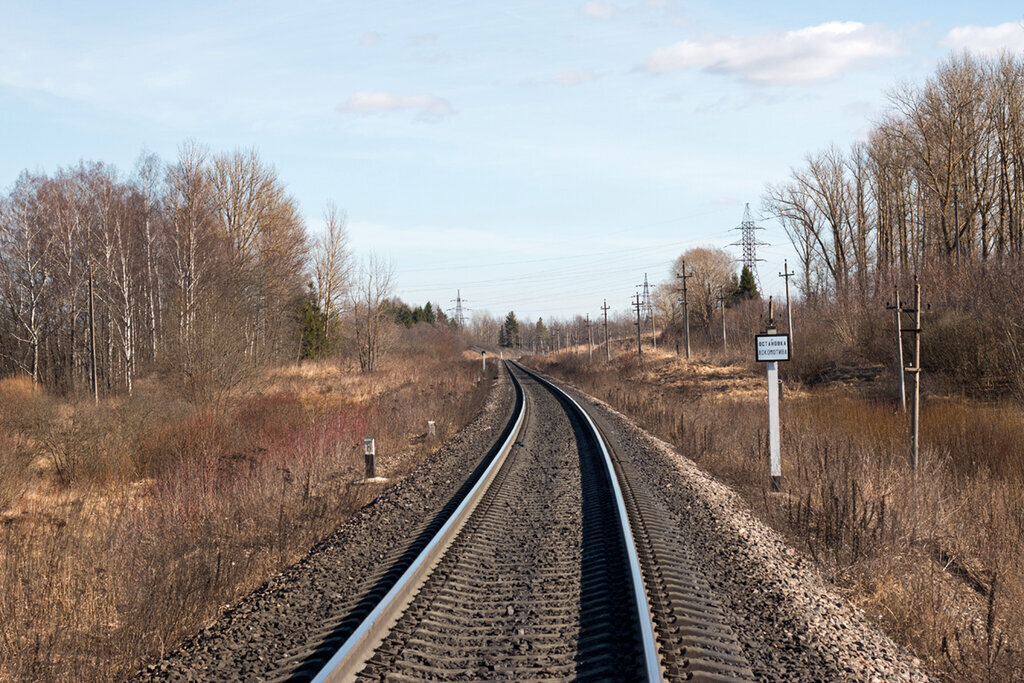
310, 368, 527, 682
511, 361, 662, 683
311, 361, 663, 681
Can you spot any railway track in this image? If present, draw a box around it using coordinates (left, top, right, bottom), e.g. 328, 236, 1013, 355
270, 362, 753, 681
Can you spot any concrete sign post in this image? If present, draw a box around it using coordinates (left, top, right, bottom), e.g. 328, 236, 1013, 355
363, 437, 376, 479
755, 307, 790, 491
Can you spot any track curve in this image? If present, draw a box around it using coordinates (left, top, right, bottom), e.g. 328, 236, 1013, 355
272, 361, 754, 681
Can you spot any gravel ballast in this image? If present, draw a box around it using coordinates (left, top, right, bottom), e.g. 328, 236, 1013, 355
553, 375, 930, 682
135, 363, 930, 681
134, 372, 514, 681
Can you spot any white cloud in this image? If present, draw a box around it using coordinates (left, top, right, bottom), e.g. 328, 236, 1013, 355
645, 21, 902, 84
551, 70, 597, 86
339, 91, 455, 120
360, 31, 382, 46
941, 22, 1024, 57
581, 2, 614, 19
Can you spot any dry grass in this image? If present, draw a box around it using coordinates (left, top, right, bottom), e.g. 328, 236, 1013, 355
0, 350, 489, 681
529, 348, 1024, 681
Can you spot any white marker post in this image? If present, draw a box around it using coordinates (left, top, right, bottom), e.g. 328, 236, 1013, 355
755, 301, 790, 492
363, 437, 376, 479
481, 350, 486, 373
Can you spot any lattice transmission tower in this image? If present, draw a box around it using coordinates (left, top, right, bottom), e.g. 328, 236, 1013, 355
730, 203, 768, 288
638, 272, 657, 349
449, 290, 468, 328
639, 273, 653, 322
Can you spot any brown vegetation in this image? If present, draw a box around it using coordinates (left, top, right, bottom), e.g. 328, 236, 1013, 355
528, 345, 1024, 681
0, 347, 489, 681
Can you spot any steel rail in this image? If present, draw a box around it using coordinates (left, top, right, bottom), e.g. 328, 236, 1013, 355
513, 361, 664, 683
310, 368, 527, 682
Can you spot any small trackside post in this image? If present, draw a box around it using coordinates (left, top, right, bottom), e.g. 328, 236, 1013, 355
363, 437, 376, 479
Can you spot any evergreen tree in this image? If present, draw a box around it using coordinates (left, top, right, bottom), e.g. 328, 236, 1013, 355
390, 300, 415, 327
736, 265, 759, 300
421, 301, 436, 324
536, 317, 549, 350
299, 294, 329, 359
500, 311, 520, 348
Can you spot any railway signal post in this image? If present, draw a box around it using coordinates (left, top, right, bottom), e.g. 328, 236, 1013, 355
756, 298, 790, 491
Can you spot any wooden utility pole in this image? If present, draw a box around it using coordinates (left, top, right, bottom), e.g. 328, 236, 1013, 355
780, 259, 795, 353
677, 261, 693, 360
716, 286, 728, 352
909, 278, 922, 470
650, 308, 657, 350
88, 261, 98, 404
601, 299, 610, 362
586, 314, 593, 360
891, 278, 922, 469
886, 286, 907, 412
632, 292, 643, 361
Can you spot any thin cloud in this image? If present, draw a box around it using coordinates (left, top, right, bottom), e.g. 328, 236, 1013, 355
645, 21, 902, 84
339, 91, 455, 120
551, 70, 597, 86
941, 21, 1024, 57
581, 2, 614, 19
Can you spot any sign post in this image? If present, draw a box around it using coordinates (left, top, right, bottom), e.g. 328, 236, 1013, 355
363, 437, 376, 479
755, 299, 790, 491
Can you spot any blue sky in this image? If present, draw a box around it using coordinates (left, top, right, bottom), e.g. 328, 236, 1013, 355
2, 2, 1023, 323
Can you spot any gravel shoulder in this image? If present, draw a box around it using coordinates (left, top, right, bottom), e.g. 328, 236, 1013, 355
550, 374, 930, 682
134, 371, 514, 681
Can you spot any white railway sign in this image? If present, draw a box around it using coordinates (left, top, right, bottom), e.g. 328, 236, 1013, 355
755, 333, 791, 362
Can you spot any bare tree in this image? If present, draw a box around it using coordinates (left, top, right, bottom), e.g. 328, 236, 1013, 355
133, 152, 163, 364
210, 148, 309, 359
668, 247, 735, 332
165, 140, 217, 345
0, 173, 54, 383
764, 179, 820, 298
312, 203, 352, 346
346, 254, 396, 373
